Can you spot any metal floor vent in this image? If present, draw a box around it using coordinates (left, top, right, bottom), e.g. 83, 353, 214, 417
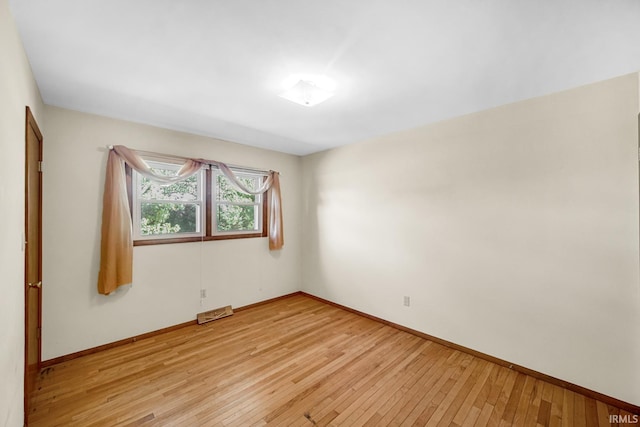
197, 305, 233, 324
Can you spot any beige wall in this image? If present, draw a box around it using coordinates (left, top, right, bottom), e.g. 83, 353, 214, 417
302, 74, 640, 405
0, 1, 44, 425
42, 106, 302, 360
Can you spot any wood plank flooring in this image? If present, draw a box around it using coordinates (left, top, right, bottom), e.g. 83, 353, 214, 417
29, 294, 638, 426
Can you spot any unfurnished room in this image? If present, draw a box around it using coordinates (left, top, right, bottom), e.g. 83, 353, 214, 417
2, 1, 640, 426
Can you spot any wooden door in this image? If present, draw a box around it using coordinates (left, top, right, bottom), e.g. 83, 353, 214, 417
24, 106, 43, 422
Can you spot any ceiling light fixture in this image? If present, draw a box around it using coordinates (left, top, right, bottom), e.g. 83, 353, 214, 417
279, 74, 336, 107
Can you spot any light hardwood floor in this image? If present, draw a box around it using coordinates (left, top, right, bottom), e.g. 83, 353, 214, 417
30, 294, 638, 426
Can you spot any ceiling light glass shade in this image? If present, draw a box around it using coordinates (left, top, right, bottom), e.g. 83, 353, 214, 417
279, 78, 335, 107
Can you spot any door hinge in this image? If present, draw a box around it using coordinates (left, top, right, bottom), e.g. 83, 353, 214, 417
38, 161, 43, 173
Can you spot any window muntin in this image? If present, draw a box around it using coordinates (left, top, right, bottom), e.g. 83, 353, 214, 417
213, 171, 263, 235
133, 161, 204, 240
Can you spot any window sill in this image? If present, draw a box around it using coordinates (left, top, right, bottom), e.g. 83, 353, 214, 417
133, 233, 265, 246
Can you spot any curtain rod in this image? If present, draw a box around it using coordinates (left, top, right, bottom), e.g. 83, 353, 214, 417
106, 145, 275, 176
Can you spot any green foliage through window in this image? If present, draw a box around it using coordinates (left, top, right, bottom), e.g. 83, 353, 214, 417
216, 175, 257, 202
137, 163, 202, 236
141, 203, 198, 235
215, 173, 260, 233
216, 204, 256, 232
132, 161, 265, 241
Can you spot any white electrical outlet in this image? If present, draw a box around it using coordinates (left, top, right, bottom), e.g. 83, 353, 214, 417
403, 296, 410, 307
200, 289, 207, 298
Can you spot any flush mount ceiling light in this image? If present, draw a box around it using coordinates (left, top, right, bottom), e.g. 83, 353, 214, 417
279, 74, 336, 107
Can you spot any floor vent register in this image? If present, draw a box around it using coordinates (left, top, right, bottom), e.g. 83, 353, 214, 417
197, 305, 233, 324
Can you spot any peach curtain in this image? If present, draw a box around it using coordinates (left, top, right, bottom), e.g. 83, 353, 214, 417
97, 149, 133, 295
97, 145, 284, 295
268, 172, 284, 250
214, 162, 273, 194
115, 145, 203, 184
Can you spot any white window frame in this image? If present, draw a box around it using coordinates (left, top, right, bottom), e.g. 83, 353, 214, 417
212, 169, 264, 236
132, 160, 205, 241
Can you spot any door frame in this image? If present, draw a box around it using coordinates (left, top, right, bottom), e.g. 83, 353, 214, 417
24, 106, 43, 423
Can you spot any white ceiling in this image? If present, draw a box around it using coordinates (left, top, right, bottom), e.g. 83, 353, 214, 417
10, 0, 640, 156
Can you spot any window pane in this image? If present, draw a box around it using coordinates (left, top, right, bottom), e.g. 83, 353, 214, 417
140, 168, 199, 201
216, 204, 258, 232
141, 202, 199, 235
216, 174, 258, 203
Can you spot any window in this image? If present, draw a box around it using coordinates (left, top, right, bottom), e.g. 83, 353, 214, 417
127, 161, 267, 245
213, 170, 263, 235
133, 161, 204, 240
